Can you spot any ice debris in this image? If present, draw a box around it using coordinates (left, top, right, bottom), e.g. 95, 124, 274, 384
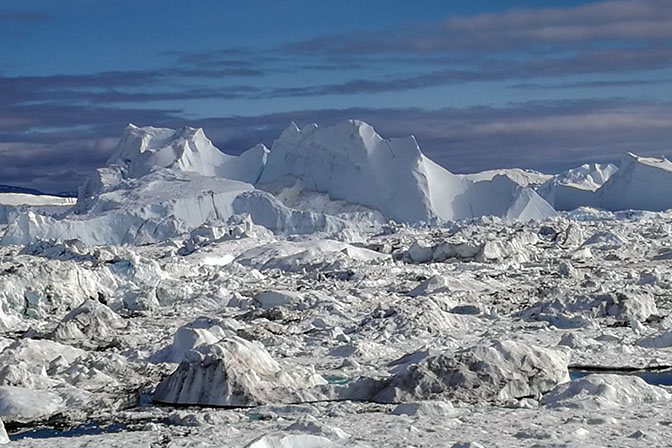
245, 433, 342, 448
341, 340, 569, 404
153, 337, 327, 406
542, 374, 671, 409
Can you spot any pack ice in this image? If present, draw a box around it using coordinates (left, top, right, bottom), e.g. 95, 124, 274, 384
2, 119, 672, 447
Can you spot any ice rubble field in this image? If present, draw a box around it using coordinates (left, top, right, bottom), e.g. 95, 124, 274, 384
2, 121, 672, 447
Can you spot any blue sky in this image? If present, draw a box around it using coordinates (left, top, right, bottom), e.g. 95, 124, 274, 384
2, 0, 672, 193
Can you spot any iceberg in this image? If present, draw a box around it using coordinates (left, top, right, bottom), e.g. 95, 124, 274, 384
1, 120, 557, 246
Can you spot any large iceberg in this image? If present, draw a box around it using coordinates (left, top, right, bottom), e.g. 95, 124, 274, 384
537, 162, 617, 210
598, 153, 672, 211
102, 124, 267, 183
260, 120, 554, 223
537, 153, 672, 212
0, 120, 557, 246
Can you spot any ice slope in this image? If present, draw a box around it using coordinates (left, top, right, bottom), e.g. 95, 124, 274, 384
78, 124, 267, 208
258, 120, 439, 223
2, 125, 366, 245
598, 153, 672, 211
107, 125, 229, 178
259, 120, 555, 223
537, 163, 617, 210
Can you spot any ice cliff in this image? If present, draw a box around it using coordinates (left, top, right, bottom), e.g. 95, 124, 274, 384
598, 153, 672, 211
538, 153, 672, 212
259, 120, 554, 223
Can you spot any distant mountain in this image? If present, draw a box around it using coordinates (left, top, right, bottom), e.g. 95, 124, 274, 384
0, 184, 44, 195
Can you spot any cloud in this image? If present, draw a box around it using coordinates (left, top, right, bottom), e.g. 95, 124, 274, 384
286, 0, 672, 55
0, 71, 167, 107
187, 98, 672, 175
4, 98, 672, 193
8, 1, 672, 111
0, 67, 265, 114
3, 2, 672, 193
443, 0, 672, 48
261, 46, 672, 97
508, 79, 672, 90
161, 49, 274, 78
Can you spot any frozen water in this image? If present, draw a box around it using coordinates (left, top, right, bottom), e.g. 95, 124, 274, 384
3, 119, 672, 447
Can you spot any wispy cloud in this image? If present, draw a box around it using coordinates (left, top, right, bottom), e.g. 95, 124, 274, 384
285, 0, 672, 54
266, 0, 672, 96
509, 79, 672, 90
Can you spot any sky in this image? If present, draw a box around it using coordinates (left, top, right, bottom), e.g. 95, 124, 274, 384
2, 0, 672, 193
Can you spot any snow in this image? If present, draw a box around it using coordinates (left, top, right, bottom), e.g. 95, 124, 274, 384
245, 433, 341, 448
0, 339, 86, 370
0, 386, 64, 420
598, 153, 672, 211
6, 119, 672, 446
538, 154, 672, 212
258, 120, 555, 223
391, 400, 456, 417
50, 299, 127, 347
536, 163, 617, 211
0, 193, 75, 225
258, 120, 434, 223
0, 417, 7, 444
541, 374, 671, 409
150, 325, 222, 363
460, 168, 552, 187
364, 340, 569, 404
105, 124, 266, 183
1, 120, 559, 247
153, 337, 327, 407
636, 331, 672, 348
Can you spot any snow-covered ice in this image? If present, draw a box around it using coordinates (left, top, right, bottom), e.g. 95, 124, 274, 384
3, 119, 672, 447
